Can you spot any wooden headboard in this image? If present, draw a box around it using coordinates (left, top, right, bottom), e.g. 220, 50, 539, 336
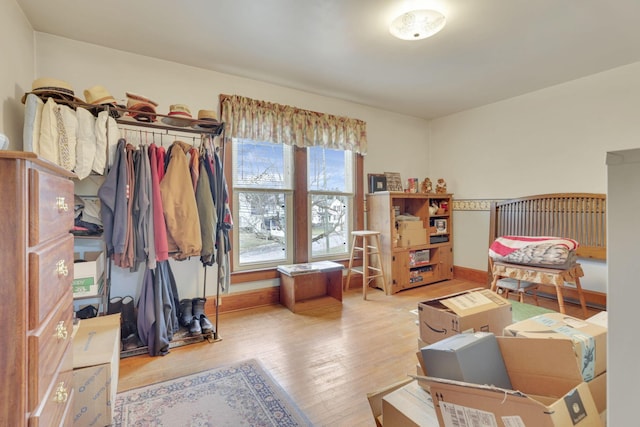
489, 193, 606, 260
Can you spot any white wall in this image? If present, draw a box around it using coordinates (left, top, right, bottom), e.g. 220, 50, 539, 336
0, 0, 34, 149
25, 33, 640, 296
33, 32, 430, 299
429, 62, 640, 293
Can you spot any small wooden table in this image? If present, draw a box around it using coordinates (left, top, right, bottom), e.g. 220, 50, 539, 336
490, 261, 587, 317
277, 261, 344, 313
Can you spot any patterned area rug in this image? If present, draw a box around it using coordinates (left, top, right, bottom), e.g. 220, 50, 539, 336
113, 359, 312, 427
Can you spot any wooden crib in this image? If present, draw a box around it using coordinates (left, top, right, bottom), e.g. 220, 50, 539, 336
488, 193, 607, 310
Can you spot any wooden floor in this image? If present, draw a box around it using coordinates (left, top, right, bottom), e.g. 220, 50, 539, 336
118, 280, 603, 427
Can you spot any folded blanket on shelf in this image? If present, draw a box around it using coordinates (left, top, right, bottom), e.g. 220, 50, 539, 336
489, 236, 579, 269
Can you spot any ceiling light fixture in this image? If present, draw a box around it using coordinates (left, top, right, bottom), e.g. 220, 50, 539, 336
389, 9, 446, 41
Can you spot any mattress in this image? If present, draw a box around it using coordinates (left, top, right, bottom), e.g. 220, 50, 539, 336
489, 236, 579, 270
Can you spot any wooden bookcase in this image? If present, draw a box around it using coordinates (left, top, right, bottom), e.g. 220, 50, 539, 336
366, 192, 453, 294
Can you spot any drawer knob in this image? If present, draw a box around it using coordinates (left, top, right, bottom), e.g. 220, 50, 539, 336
56, 260, 69, 277
53, 382, 69, 404
55, 321, 68, 340
56, 196, 68, 212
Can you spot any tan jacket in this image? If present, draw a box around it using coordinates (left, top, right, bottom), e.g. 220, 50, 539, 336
159, 141, 202, 260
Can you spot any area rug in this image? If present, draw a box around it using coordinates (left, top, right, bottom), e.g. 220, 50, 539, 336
510, 299, 555, 322
112, 359, 312, 427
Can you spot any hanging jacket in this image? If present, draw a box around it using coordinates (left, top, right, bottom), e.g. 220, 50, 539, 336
98, 139, 128, 257
136, 261, 180, 357
196, 158, 217, 266
149, 144, 169, 262
160, 141, 202, 260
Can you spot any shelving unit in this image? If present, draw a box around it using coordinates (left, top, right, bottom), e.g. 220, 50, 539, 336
367, 192, 453, 294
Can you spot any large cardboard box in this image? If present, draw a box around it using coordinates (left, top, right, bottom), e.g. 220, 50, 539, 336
418, 288, 512, 344
397, 221, 427, 247
367, 378, 413, 427
381, 380, 438, 427
421, 332, 512, 390
420, 336, 604, 427
503, 312, 607, 381
73, 251, 105, 297
73, 314, 121, 427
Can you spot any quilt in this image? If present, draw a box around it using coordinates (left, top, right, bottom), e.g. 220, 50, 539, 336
489, 236, 578, 269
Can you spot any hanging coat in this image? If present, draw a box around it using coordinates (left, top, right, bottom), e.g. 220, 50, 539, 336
98, 139, 128, 257
160, 141, 202, 260
136, 260, 180, 357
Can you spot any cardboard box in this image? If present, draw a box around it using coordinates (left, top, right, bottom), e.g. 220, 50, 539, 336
421, 332, 512, 390
503, 312, 607, 381
73, 314, 121, 427
418, 288, 512, 344
420, 336, 604, 427
397, 220, 424, 232
367, 378, 413, 427
381, 380, 438, 427
73, 251, 105, 297
397, 222, 427, 247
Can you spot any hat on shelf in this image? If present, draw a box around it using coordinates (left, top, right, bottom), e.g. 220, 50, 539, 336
125, 91, 158, 122
161, 104, 194, 127
84, 85, 123, 118
193, 109, 219, 129
21, 77, 83, 104
84, 85, 118, 105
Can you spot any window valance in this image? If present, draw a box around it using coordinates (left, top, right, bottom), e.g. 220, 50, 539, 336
220, 94, 367, 154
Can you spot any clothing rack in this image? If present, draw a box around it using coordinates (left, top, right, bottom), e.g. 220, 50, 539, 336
26, 92, 230, 356
105, 106, 228, 356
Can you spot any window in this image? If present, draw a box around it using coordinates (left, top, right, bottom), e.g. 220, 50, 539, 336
220, 94, 366, 276
232, 140, 354, 270
308, 146, 353, 258
232, 139, 293, 269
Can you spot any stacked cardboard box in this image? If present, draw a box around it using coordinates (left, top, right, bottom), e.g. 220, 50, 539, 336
369, 298, 608, 426
420, 312, 607, 427
418, 288, 513, 345
397, 220, 427, 247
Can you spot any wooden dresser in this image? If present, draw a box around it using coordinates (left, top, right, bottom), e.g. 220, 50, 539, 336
0, 152, 76, 426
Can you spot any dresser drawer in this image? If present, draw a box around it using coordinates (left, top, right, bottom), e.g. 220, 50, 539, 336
28, 346, 74, 427
28, 291, 74, 412
29, 234, 74, 329
29, 168, 74, 247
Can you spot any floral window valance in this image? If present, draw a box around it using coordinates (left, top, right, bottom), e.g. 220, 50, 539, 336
220, 94, 367, 155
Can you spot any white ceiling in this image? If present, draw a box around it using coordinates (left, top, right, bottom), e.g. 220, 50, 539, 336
16, 0, 640, 120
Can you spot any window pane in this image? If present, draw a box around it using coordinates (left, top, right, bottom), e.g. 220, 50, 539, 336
237, 191, 288, 264
233, 139, 293, 189
311, 194, 349, 257
308, 147, 352, 192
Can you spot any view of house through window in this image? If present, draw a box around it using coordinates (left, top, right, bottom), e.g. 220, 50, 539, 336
308, 146, 352, 258
232, 139, 353, 270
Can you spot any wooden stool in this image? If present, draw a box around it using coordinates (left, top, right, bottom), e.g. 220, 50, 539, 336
491, 261, 587, 317
345, 230, 386, 299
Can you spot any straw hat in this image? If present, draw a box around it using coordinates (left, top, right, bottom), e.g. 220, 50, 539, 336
21, 77, 82, 104
162, 104, 194, 127
194, 109, 219, 129
125, 92, 157, 122
84, 85, 118, 105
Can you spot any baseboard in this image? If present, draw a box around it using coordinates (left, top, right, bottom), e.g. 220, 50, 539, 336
454, 265, 607, 309
212, 287, 281, 314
